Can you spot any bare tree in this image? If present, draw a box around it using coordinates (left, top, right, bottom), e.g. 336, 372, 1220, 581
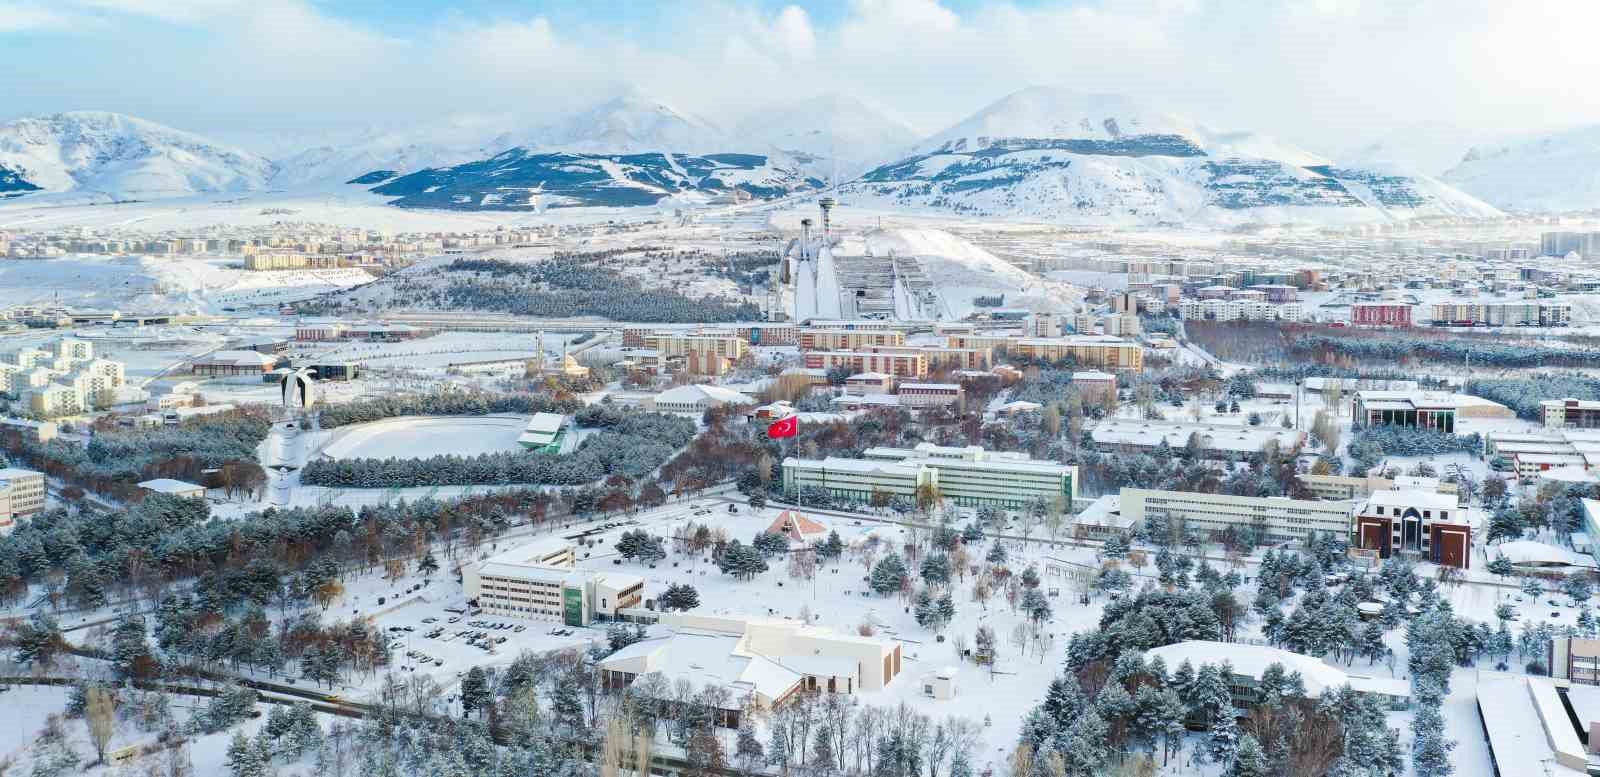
86, 685, 116, 765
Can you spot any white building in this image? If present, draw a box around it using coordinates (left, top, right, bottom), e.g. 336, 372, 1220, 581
648, 384, 755, 415
462, 538, 644, 626
1178, 298, 1304, 322
1146, 640, 1409, 710
25, 382, 84, 417
0, 467, 45, 533
598, 613, 903, 727
1119, 488, 1355, 544
784, 443, 1076, 509
137, 478, 206, 499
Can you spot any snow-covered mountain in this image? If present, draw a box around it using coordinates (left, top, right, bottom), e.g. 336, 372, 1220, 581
844, 87, 1498, 226
0, 112, 275, 197
734, 93, 920, 179
1340, 121, 1506, 178
511, 95, 728, 155
1441, 125, 1600, 212
370, 148, 823, 210
265, 115, 526, 189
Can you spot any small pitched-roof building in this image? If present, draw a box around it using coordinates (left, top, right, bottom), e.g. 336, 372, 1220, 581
767, 510, 828, 547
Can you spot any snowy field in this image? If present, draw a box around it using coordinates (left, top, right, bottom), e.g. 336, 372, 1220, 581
314, 414, 529, 460
0, 255, 370, 314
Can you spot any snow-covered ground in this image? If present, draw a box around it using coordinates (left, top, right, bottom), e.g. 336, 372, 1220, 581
313, 414, 529, 460
0, 255, 370, 314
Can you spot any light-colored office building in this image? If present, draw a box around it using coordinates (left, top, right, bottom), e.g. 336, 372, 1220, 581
463, 538, 643, 626
1120, 488, 1355, 544
0, 467, 45, 518
784, 443, 1076, 509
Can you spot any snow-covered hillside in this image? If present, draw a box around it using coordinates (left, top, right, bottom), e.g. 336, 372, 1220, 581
266, 115, 525, 189
514, 95, 727, 155
0, 255, 371, 313
1442, 125, 1600, 212
832, 227, 1080, 318
844, 86, 1498, 226
369, 148, 824, 210
0, 112, 275, 197
1340, 121, 1509, 178
735, 93, 920, 178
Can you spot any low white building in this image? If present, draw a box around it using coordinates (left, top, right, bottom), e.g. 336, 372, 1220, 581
648, 384, 755, 415
1146, 640, 1409, 710
137, 478, 206, 499
598, 613, 903, 727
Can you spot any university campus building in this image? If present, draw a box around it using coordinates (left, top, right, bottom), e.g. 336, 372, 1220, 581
782, 443, 1076, 510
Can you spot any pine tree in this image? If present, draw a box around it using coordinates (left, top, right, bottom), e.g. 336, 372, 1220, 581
461, 666, 490, 718
986, 542, 1007, 565
417, 549, 439, 576
1207, 705, 1240, 766
1230, 734, 1269, 777
818, 531, 845, 561
1411, 704, 1455, 777
226, 730, 265, 777
870, 553, 908, 595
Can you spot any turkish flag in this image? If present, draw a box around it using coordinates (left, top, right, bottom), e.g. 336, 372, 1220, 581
767, 415, 798, 438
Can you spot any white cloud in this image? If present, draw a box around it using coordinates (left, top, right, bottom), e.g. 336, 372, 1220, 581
0, 1, 84, 32
3, 0, 1600, 160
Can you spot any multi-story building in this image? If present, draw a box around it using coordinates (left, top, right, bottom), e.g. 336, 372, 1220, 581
784, 443, 1076, 510
1178, 298, 1305, 322
53, 338, 92, 361
1430, 301, 1570, 327
1350, 302, 1413, 327
1351, 488, 1471, 568
463, 538, 643, 625
1541, 399, 1600, 429
843, 372, 894, 395
0, 418, 57, 443
866, 345, 993, 371
802, 350, 928, 379
25, 383, 84, 417
896, 383, 963, 410
1351, 391, 1459, 433
946, 334, 1143, 372
1119, 488, 1355, 545
798, 329, 905, 351
0, 467, 46, 528
1072, 371, 1117, 404
1297, 473, 1458, 502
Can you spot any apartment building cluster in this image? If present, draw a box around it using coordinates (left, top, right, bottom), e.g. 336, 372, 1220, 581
782, 443, 1076, 510
2, 223, 564, 268
944, 333, 1144, 372
0, 338, 128, 417
1430, 301, 1571, 327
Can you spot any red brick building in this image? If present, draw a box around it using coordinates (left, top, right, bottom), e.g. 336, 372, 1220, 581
1351, 303, 1413, 328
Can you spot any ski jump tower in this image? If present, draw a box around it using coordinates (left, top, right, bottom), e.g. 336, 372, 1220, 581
791, 200, 843, 323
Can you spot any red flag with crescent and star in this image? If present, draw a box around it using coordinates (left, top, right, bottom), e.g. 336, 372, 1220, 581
767, 415, 798, 438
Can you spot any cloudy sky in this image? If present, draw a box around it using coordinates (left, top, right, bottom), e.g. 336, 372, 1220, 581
3, 0, 1598, 158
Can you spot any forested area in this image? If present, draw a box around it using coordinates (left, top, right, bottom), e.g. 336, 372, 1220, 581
1345, 426, 1481, 473
1467, 374, 1600, 420
317, 391, 583, 429
301, 407, 695, 488
302, 251, 762, 322
2, 409, 271, 500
